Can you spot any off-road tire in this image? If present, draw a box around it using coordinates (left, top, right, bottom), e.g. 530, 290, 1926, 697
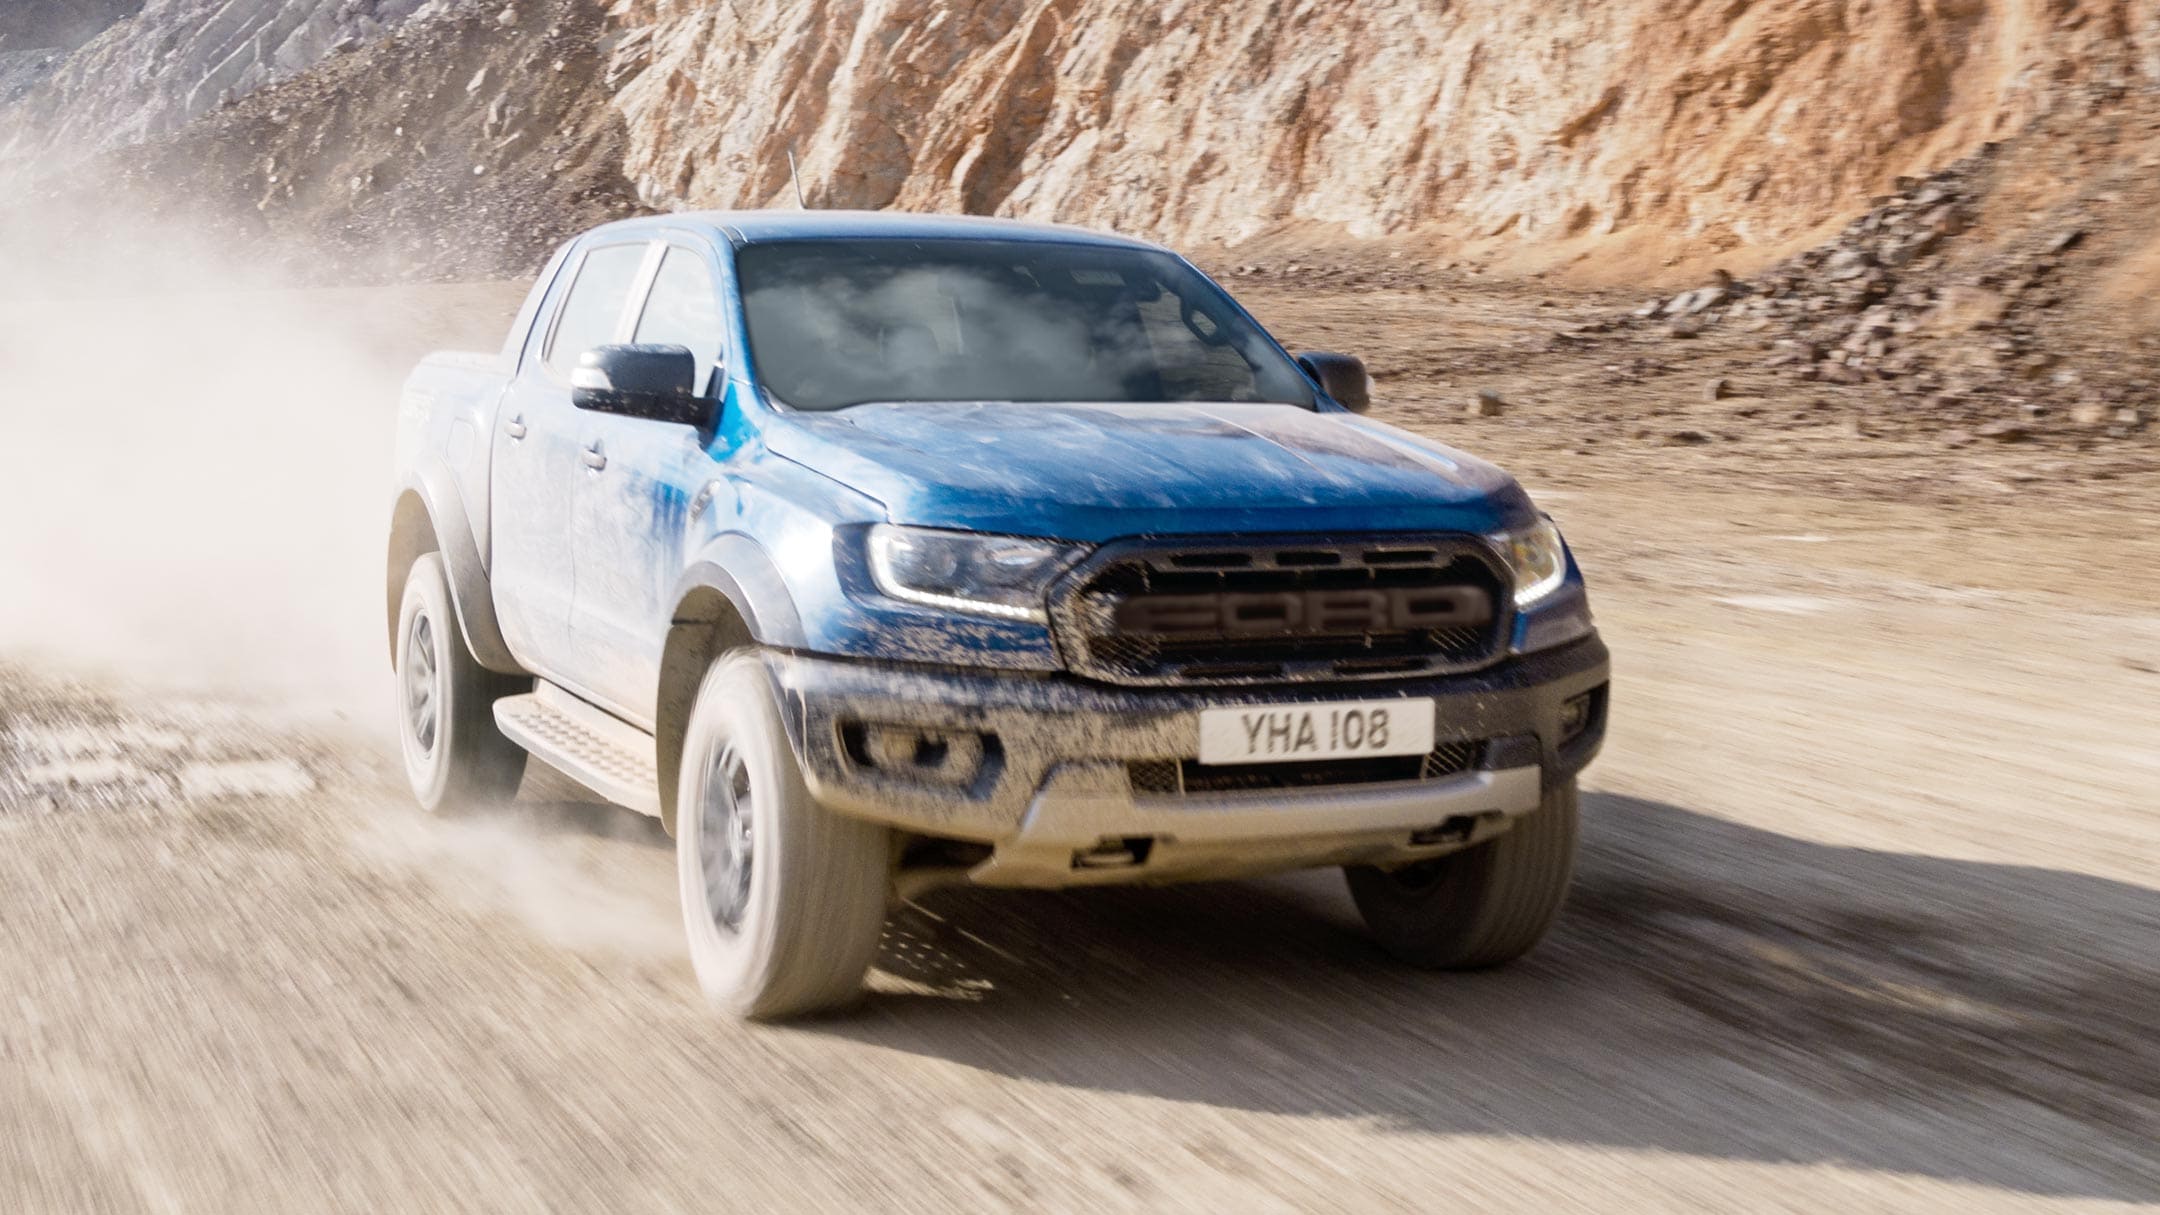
1346, 778, 1579, 969
676, 653, 892, 1020
395, 553, 528, 812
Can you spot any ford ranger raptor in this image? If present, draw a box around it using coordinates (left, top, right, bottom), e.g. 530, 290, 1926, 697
388, 212, 1609, 1019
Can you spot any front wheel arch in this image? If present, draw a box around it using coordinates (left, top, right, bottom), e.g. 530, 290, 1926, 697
655, 587, 757, 836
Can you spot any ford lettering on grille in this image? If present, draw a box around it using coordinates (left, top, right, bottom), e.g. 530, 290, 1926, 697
1113, 587, 1494, 636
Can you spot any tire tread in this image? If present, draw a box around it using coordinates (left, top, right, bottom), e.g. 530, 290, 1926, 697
679, 654, 890, 1020
398, 553, 528, 813
1347, 779, 1579, 970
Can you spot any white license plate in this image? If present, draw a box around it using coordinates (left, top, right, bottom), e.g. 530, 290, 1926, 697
1197, 700, 1435, 766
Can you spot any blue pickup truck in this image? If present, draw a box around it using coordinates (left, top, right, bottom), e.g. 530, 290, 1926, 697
389, 211, 1608, 1018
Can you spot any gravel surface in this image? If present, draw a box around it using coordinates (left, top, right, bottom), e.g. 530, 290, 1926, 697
1, 279, 2155, 1212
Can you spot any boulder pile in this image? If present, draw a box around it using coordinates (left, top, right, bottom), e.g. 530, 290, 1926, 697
1611, 146, 2151, 442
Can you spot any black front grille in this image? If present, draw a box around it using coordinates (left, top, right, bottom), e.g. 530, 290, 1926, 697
1127, 738, 1486, 797
1052, 536, 1510, 686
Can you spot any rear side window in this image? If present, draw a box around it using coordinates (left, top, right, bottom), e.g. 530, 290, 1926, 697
547, 243, 649, 374
633, 247, 724, 391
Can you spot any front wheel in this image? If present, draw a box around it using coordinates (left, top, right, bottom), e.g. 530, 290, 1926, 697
1346, 779, 1579, 969
675, 653, 892, 1020
395, 553, 528, 813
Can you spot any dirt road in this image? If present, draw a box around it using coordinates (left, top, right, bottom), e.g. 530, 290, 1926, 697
2, 279, 2155, 1211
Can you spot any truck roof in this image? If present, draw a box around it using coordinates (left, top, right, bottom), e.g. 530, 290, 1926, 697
577, 209, 1167, 251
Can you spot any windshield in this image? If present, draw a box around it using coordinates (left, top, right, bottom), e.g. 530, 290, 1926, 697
736, 238, 1316, 411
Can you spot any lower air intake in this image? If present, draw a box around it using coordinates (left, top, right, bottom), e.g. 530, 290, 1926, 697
1128, 738, 1486, 797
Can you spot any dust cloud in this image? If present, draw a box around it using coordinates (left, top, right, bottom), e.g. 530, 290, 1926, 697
0, 216, 675, 956
2, 221, 1214, 969
356, 798, 684, 962
0, 217, 516, 729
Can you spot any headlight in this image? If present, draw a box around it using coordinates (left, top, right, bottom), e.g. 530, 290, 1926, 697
866, 525, 1092, 622
1490, 518, 1569, 606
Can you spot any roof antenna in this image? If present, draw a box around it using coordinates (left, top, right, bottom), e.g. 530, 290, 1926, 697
787, 149, 807, 209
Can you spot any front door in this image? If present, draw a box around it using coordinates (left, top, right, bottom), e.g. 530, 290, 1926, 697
565, 242, 731, 722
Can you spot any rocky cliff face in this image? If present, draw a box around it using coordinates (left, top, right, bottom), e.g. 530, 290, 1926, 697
4, 0, 2159, 278
0, 0, 443, 164
0, 0, 142, 110
605, 0, 2160, 264
0, 0, 637, 284
0, 1, 144, 54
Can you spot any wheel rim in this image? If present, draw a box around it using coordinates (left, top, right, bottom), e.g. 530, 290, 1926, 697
699, 745, 755, 932
403, 611, 441, 757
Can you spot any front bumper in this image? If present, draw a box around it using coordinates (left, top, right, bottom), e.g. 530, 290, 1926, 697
760, 634, 1609, 886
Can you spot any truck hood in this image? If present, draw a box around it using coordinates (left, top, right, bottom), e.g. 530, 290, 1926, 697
762, 401, 1535, 541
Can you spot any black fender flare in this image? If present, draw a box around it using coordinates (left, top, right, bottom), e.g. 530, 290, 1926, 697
386, 464, 523, 674
666, 533, 806, 649
653, 535, 805, 833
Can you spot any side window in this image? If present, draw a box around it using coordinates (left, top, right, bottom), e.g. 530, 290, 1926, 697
546, 243, 650, 374
633, 247, 725, 391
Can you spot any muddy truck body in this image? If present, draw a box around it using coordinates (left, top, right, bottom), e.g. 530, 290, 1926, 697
388, 211, 1610, 1017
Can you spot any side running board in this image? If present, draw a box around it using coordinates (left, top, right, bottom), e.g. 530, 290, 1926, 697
494, 682, 661, 816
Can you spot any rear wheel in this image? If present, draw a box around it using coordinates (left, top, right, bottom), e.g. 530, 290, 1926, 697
1346, 779, 1579, 969
676, 653, 892, 1020
395, 553, 528, 813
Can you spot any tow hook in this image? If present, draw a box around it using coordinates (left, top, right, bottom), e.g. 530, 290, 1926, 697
1072, 836, 1155, 869
1409, 815, 1480, 847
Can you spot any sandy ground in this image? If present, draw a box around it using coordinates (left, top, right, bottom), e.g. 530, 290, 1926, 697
1, 278, 2156, 1212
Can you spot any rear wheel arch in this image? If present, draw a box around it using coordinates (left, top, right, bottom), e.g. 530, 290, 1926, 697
387, 490, 441, 667
386, 477, 523, 674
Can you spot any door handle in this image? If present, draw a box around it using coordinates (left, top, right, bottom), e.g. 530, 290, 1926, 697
581, 442, 608, 471
505, 415, 528, 440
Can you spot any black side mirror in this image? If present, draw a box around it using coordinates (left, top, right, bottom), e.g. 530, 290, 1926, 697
571, 344, 714, 427
1297, 352, 1372, 413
